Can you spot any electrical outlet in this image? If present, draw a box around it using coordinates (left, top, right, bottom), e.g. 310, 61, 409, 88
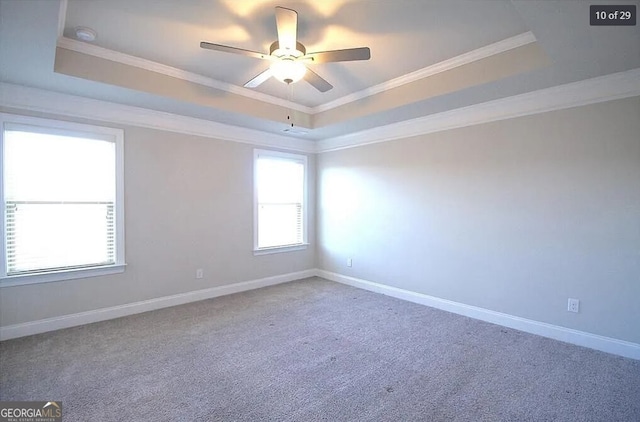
567, 298, 579, 313
196, 269, 204, 279
347, 258, 353, 267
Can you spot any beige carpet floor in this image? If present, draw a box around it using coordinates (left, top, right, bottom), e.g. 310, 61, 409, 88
1, 277, 639, 421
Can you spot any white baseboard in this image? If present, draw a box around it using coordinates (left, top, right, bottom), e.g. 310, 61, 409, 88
0, 269, 316, 341
316, 270, 640, 360
4, 268, 639, 361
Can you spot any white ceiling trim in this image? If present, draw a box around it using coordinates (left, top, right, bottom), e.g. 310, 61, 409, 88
55, 37, 314, 115
311, 32, 537, 114
0, 83, 316, 154
316, 68, 640, 153
57, 0, 536, 120
3, 68, 637, 156
57, 0, 68, 38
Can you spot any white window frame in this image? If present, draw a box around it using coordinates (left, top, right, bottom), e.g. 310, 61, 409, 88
0, 113, 126, 286
253, 149, 308, 255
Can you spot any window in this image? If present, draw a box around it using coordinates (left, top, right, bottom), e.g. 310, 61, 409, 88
0, 114, 125, 285
254, 149, 307, 254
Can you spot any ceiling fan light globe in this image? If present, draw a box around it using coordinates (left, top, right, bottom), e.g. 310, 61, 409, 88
270, 59, 307, 84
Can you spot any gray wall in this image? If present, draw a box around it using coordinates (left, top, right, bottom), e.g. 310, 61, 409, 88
317, 97, 640, 344
2, 97, 639, 345
0, 115, 316, 326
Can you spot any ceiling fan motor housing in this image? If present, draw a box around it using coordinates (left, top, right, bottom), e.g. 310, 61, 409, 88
269, 41, 306, 58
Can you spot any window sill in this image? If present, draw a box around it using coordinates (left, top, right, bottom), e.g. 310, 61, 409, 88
253, 244, 309, 256
0, 263, 127, 287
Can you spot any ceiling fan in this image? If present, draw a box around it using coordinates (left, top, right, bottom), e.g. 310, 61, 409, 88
200, 6, 371, 92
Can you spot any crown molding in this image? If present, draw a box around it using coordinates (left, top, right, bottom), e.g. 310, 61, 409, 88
56, 30, 536, 119
3, 68, 637, 156
57, 0, 68, 38
311, 32, 537, 114
0, 83, 316, 154
54, 0, 537, 119
316, 68, 640, 153
56, 37, 314, 115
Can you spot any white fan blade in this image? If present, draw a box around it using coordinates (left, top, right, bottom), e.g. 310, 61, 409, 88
201, 42, 270, 60
306, 47, 371, 63
244, 68, 273, 88
275, 7, 298, 52
305, 68, 333, 92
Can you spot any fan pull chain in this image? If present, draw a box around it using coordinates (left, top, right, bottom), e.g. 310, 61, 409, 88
287, 83, 294, 128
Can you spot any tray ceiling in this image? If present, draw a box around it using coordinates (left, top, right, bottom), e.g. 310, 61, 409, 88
1, 0, 638, 141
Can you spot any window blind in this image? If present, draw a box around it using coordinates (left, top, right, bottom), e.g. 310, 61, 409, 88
256, 155, 304, 249
4, 129, 116, 275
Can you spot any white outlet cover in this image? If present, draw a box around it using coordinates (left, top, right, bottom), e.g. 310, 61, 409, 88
568, 298, 580, 313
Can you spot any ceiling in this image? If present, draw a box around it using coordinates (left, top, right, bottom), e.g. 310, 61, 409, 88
1, 0, 638, 141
